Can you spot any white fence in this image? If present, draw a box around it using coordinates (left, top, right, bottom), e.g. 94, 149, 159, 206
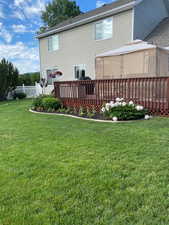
14, 83, 54, 98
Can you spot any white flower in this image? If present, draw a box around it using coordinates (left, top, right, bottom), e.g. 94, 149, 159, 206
109, 101, 115, 108
129, 101, 134, 106
105, 103, 111, 111
114, 102, 120, 107
145, 115, 150, 120
122, 102, 127, 106
110, 103, 115, 108
116, 97, 121, 102
116, 97, 123, 102
112, 117, 118, 122
136, 105, 144, 111
101, 107, 105, 113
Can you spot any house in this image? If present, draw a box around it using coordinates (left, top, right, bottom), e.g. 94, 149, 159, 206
37, 0, 169, 83
145, 17, 169, 47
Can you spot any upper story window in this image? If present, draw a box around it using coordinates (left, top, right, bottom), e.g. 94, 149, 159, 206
48, 35, 59, 52
95, 18, 113, 41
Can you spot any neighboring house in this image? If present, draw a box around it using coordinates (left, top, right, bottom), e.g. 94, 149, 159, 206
37, 0, 169, 82
145, 17, 169, 47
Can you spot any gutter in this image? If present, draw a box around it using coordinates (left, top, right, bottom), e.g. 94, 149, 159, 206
37, 0, 142, 39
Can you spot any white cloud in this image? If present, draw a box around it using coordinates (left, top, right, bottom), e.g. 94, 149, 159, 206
14, 0, 27, 7
12, 24, 34, 33
0, 42, 39, 73
12, 24, 26, 33
0, 7, 4, 18
0, 23, 13, 43
13, 0, 45, 19
96, 0, 106, 8
13, 59, 40, 73
24, 0, 45, 17
12, 10, 25, 20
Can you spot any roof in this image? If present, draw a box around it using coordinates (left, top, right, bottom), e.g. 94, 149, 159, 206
96, 40, 169, 57
37, 0, 139, 39
145, 17, 169, 47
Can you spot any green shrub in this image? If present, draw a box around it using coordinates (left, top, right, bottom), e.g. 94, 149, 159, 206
13, 92, 26, 99
57, 107, 66, 113
87, 106, 96, 118
32, 95, 61, 111
32, 96, 43, 108
79, 107, 85, 117
42, 97, 61, 111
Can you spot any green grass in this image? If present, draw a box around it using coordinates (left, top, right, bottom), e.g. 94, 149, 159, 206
0, 100, 169, 225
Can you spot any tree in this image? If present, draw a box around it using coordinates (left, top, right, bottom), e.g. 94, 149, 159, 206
0, 58, 19, 101
41, 0, 82, 29
17, 72, 40, 86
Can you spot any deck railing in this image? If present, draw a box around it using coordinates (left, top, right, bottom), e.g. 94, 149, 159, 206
54, 77, 169, 115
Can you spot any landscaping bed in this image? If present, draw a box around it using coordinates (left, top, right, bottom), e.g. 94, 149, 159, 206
31, 95, 152, 121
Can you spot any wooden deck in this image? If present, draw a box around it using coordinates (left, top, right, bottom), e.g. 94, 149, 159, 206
54, 77, 169, 115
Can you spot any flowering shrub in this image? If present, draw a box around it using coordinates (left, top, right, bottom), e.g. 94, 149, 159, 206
101, 98, 149, 121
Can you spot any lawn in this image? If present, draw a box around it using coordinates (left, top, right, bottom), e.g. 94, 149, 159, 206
0, 100, 169, 225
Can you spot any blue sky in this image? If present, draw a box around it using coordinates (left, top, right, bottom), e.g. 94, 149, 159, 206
0, 0, 114, 73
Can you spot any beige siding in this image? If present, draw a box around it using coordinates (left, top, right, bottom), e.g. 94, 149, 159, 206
39, 9, 133, 81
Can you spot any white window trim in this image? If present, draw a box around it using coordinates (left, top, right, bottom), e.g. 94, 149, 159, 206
48, 35, 59, 52
94, 17, 113, 41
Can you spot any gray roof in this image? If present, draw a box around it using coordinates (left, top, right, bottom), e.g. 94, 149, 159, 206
37, 0, 136, 39
145, 17, 169, 47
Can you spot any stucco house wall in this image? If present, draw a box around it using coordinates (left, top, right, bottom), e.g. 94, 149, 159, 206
39, 9, 133, 81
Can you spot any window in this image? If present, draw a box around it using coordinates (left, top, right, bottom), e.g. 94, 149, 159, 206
46, 68, 58, 84
74, 65, 86, 80
95, 18, 112, 40
48, 35, 59, 51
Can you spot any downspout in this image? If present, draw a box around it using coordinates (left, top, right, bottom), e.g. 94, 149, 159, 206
131, 8, 135, 41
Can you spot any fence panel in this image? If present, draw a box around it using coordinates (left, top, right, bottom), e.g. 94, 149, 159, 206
14, 84, 54, 98
15, 85, 37, 98
54, 77, 169, 115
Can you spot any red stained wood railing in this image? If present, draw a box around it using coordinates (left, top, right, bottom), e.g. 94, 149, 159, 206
54, 77, 169, 115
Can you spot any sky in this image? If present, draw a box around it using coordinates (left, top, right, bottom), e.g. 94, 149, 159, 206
0, 0, 115, 74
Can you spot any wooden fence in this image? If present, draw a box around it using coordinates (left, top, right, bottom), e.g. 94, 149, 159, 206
54, 77, 169, 115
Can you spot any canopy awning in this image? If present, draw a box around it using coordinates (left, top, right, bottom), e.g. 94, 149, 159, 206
96, 40, 169, 57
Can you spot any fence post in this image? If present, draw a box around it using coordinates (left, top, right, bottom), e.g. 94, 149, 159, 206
167, 77, 169, 114
54, 82, 60, 98
127, 79, 130, 101
22, 84, 26, 94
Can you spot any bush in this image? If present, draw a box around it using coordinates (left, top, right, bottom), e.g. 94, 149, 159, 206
32, 96, 43, 108
13, 92, 27, 99
42, 97, 61, 111
101, 98, 149, 121
32, 95, 61, 111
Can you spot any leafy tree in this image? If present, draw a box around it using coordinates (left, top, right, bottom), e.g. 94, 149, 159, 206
17, 72, 40, 86
41, 0, 82, 29
0, 58, 19, 101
